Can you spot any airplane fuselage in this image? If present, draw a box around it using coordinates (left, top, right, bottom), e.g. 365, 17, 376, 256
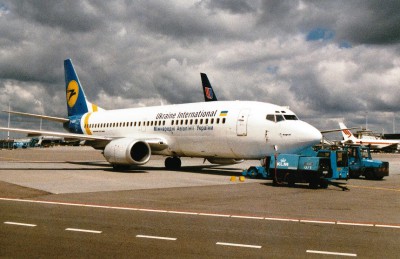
68, 101, 322, 159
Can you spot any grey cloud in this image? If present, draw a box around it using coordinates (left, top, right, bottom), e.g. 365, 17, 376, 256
0, 0, 399, 134
8, 1, 104, 33
200, 0, 256, 14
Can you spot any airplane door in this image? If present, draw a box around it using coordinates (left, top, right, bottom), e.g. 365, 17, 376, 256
236, 109, 250, 136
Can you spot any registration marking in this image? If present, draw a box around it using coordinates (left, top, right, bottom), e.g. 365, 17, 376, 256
4, 221, 36, 227
136, 235, 177, 241
216, 242, 261, 249
307, 250, 357, 257
65, 228, 102, 234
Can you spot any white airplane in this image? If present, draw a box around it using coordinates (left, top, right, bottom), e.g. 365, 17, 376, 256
339, 122, 399, 151
0, 59, 322, 169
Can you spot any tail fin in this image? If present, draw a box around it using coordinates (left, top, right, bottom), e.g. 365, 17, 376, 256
201, 73, 218, 102
339, 122, 355, 141
64, 59, 103, 117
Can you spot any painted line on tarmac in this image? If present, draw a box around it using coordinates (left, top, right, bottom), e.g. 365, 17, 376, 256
136, 235, 177, 241
216, 242, 262, 249
1, 197, 400, 230
306, 250, 357, 257
300, 219, 336, 224
347, 185, 400, 192
337, 222, 374, 227
66, 228, 102, 234
4, 221, 36, 227
265, 217, 299, 222
199, 213, 230, 218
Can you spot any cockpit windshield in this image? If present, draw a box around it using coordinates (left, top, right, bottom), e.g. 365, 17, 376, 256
283, 115, 298, 120
266, 112, 298, 122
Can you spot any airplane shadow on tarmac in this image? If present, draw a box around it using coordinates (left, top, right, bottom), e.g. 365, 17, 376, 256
66, 161, 243, 176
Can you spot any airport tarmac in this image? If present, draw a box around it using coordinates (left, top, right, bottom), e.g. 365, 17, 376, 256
0, 147, 399, 258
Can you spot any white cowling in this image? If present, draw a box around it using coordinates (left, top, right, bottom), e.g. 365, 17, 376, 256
103, 138, 151, 165
206, 158, 244, 165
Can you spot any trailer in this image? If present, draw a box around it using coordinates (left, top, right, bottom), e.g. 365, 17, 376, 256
242, 148, 349, 190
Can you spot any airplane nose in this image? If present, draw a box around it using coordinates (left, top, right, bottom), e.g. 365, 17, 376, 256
303, 123, 322, 146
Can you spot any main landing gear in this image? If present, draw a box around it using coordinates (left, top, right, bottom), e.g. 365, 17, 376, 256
165, 157, 181, 170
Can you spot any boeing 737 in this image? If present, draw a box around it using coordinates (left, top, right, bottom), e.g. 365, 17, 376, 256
0, 59, 322, 169
339, 122, 399, 151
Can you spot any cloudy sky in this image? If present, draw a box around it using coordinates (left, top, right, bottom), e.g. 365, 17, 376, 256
0, 0, 399, 139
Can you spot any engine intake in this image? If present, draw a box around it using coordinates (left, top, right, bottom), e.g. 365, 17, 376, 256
104, 138, 151, 165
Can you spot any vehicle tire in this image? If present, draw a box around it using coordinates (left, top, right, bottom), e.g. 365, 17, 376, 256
309, 177, 319, 189
286, 174, 296, 187
349, 171, 360, 179
373, 174, 384, 180
364, 170, 374, 180
248, 167, 258, 179
319, 179, 329, 189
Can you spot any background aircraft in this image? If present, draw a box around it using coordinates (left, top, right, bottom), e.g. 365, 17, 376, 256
201, 73, 218, 102
339, 122, 399, 151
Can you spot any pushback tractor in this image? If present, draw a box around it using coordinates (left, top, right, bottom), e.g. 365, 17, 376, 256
242, 148, 349, 190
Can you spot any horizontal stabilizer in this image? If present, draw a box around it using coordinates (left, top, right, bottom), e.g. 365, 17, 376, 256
2, 110, 69, 123
0, 127, 111, 141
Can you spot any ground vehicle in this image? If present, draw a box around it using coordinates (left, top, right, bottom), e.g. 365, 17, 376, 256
242, 149, 349, 189
347, 145, 389, 180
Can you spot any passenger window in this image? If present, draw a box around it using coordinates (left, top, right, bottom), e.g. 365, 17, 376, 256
205, 119, 208, 124
211, 118, 214, 124
195, 119, 198, 124
200, 119, 203, 124
222, 118, 226, 124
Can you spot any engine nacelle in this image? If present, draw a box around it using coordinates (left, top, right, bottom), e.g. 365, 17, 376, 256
104, 138, 151, 165
206, 158, 244, 165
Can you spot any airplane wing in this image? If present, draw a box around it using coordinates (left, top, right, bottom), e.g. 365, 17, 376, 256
0, 127, 111, 141
2, 110, 69, 123
0, 127, 169, 151
320, 127, 359, 134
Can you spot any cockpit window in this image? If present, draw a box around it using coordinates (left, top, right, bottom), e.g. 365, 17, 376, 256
276, 115, 285, 122
283, 115, 298, 120
266, 114, 275, 122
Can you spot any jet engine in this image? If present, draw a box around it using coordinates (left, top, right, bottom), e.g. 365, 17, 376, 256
103, 138, 151, 165
206, 158, 244, 165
